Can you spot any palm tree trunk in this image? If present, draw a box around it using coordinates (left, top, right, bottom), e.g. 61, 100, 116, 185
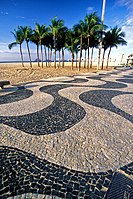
48, 47, 50, 67
54, 36, 56, 68
71, 52, 74, 70
84, 49, 87, 68
44, 46, 47, 67
26, 41, 32, 68
76, 53, 78, 68
101, 49, 106, 70
59, 50, 61, 68
106, 47, 111, 69
79, 36, 82, 70
19, 44, 24, 67
37, 44, 40, 67
50, 48, 52, 67
62, 48, 64, 68
90, 47, 94, 68
87, 36, 90, 69
41, 44, 43, 68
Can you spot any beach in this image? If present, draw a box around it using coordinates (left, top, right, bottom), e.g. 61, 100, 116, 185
0, 62, 114, 85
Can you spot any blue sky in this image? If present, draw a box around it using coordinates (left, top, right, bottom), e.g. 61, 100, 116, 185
0, 0, 133, 62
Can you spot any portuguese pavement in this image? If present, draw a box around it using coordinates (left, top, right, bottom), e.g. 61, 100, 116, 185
0, 67, 133, 198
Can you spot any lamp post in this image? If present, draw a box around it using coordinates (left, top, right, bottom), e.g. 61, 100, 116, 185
101, 0, 106, 23
97, 0, 106, 70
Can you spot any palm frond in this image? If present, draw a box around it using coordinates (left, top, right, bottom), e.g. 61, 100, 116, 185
8, 42, 17, 49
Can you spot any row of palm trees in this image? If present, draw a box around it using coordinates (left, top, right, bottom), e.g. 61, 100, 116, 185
9, 13, 127, 70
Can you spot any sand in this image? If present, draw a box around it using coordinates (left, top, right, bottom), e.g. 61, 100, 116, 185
0, 62, 113, 85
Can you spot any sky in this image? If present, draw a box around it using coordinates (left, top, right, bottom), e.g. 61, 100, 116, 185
0, 0, 133, 62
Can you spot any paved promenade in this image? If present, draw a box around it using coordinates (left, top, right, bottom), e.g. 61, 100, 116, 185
0, 67, 133, 198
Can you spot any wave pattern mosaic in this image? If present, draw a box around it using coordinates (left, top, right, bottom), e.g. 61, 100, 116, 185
0, 68, 133, 198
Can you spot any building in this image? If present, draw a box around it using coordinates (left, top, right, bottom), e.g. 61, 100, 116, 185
127, 54, 133, 66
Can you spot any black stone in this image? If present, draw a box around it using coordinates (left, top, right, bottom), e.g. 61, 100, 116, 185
39, 78, 88, 84
79, 89, 133, 123
116, 78, 133, 84
0, 146, 115, 198
0, 89, 33, 105
123, 75, 133, 78
105, 172, 133, 199
0, 84, 86, 135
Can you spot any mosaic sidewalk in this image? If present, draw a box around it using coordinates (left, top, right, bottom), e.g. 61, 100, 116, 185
0, 67, 133, 198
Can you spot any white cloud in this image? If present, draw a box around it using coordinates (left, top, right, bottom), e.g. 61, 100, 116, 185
116, 0, 133, 21
126, 14, 133, 25
122, 25, 133, 42
0, 50, 37, 62
0, 42, 8, 46
116, 0, 133, 8
0, 11, 8, 15
10, 0, 17, 7
0, 41, 39, 61
16, 16, 26, 19
105, 23, 133, 62
108, 0, 133, 61
87, 7, 94, 13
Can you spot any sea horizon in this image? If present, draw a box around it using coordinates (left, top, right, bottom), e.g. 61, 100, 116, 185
0, 60, 78, 64
0, 60, 55, 63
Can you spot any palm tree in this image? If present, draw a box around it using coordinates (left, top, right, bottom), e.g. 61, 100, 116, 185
42, 38, 49, 67
33, 23, 48, 68
66, 30, 79, 70
82, 38, 88, 68
105, 26, 127, 68
8, 28, 24, 67
84, 12, 102, 69
30, 32, 40, 67
49, 16, 64, 68
73, 20, 86, 70
44, 33, 54, 66
101, 30, 110, 69
89, 33, 99, 68
56, 40, 62, 68
74, 45, 80, 68
42, 38, 48, 67
57, 26, 68, 67
18, 26, 33, 67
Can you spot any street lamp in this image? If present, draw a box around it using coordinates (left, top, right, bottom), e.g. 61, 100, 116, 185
97, 0, 106, 70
